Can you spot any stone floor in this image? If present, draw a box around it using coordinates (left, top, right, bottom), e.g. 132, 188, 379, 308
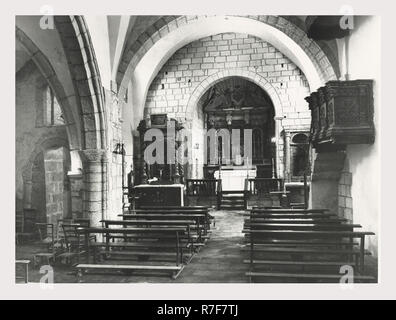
16, 209, 378, 283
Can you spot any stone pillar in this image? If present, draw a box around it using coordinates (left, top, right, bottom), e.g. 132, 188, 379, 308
68, 171, 83, 219
284, 131, 291, 182
274, 116, 283, 179
79, 149, 107, 227
22, 179, 32, 209
174, 140, 181, 184
311, 151, 346, 214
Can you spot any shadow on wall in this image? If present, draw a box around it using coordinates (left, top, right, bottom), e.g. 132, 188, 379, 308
347, 143, 379, 257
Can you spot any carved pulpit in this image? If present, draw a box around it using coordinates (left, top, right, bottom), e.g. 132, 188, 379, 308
306, 80, 375, 151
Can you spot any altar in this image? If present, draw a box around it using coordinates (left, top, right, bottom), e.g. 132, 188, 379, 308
133, 184, 184, 208
214, 166, 256, 191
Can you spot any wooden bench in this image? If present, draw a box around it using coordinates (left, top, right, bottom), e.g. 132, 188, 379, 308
126, 207, 214, 227
15, 260, 30, 283
244, 223, 362, 231
244, 260, 357, 267
245, 271, 376, 283
243, 206, 376, 283
119, 213, 210, 238
245, 229, 375, 273
251, 208, 329, 213
75, 264, 184, 281
246, 218, 348, 224
138, 206, 211, 211
247, 213, 338, 219
75, 226, 188, 280
100, 219, 201, 253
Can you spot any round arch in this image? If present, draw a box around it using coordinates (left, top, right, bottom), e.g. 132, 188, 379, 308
16, 26, 81, 156
186, 69, 284, 178
54, 16, 106, 151
21, 137, 71, 211
119, 15, 337, 129
117, 15, 337, 94
185, 69, 283, 119
16, 15, 108, 225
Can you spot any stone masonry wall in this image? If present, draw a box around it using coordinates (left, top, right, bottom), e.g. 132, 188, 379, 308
145, 32, 312, 128
338, 158, 353, 221
44, 147, 66, 225
144, 32, 312, 178
16, 61, 70, 221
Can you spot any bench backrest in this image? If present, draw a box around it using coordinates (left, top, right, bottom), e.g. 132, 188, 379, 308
101, 219, 196, 226
247, 223, 361, 231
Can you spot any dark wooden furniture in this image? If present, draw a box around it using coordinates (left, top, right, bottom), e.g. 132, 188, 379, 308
245, 178, 284, 195
75, 226, 187, 280
33, 223, 57, 267
306, 80, 375, 150
242, 207, 376, 283
186, 179, 219, 196
15, 260, 30, 283
133, 184, 184, 208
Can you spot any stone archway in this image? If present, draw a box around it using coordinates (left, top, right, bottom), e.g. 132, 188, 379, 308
16, 16, 108, 226
117, 15, 338, 136
21, 137, 71, 224
117, 15, 337, 98
16, 26, 82, 169
186, 69, 284, 178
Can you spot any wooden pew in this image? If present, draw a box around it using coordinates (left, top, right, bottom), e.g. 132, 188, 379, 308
247, 218, 348, 224
125, 207, 215, 228
15, 260, 30, 283
119, 212, 210, 238
243, 205, 376, 282
248, 213, 338, 219
245, 272, 376, 283
251, 208, 329, 213
244, 215, 359, 246
75, 226, 187, 280
101, 219, 201, 251
244, 223, 362, 231
139, 206, 210, 210
244, 229, 375, 275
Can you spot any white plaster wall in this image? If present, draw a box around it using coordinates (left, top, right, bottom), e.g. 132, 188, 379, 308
343, 16, 380, 256
84, 16, 112, 90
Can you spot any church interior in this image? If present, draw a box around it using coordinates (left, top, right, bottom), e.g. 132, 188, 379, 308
15, 15, 380, 283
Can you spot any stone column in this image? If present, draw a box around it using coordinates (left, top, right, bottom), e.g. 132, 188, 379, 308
284, 131, 291, 182
22, 179, 32, 209
79, 149, 107, 227
311, 151, 346, 214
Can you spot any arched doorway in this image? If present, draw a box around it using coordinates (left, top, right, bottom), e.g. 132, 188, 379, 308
23, 144, 72, 228
198, 77, 276, 190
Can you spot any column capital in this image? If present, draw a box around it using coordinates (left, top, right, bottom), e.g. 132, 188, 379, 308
79, 149, 107, 163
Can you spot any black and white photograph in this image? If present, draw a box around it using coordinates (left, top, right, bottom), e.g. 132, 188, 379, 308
13, 12, 381, 286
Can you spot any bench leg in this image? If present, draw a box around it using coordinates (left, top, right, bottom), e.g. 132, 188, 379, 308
24, 264, 29, 283
76, 268, 83, 283
360, 236, 365, 273
172, 265, 185, 280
